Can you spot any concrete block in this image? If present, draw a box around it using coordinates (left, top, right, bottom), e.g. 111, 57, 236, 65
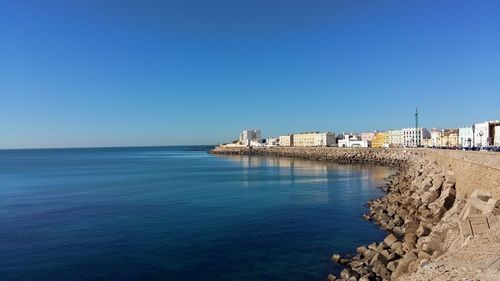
384, 233, 399, 247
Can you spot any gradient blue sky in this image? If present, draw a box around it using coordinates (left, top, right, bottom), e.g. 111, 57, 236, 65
1, 0, 499, 148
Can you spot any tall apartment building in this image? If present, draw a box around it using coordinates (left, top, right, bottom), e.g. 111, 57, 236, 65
239, 129, 261, 146
403, 128, 430, 147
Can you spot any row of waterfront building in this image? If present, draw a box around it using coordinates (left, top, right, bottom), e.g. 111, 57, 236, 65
224, 120, 500, 149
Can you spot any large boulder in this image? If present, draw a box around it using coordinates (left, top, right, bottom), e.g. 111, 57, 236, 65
430, 174, 444, 190
391, 251, 418, 279
356, 245, 368, 255
370, 252, 388, 267
372, 263, 392, 280
331, 254, 341, 263
429, 184, 456, 213
421, 189, 439, 204
383, 233, 399, 248
390, 241, 403, 252
340, 268, 358, 280
349, 260, 364, 268
359, 273, 376, 281
362, 249, 376, 263
387, 259, 400, 272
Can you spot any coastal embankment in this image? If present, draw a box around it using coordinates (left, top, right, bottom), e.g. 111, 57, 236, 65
210, 147, 500, 281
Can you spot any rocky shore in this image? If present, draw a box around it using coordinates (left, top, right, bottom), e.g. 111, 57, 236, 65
210, 147, 500, 281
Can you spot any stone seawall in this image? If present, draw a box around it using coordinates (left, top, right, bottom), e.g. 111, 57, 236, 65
210, 146, 417, 167
423, 149, 500, 199
210, 146, 500, 280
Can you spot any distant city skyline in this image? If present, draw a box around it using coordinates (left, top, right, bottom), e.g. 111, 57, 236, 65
1, 0, 499, 149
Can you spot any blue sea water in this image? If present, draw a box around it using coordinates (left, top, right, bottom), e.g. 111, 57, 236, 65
0, 146, 393, 281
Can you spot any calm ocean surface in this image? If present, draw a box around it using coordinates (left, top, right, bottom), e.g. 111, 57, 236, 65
0, 146, 393, 281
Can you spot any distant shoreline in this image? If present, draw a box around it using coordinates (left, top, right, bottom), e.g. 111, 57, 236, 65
0, 144, 217, 151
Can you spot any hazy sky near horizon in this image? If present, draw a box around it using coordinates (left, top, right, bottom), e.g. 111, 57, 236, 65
1, 0, 499, 148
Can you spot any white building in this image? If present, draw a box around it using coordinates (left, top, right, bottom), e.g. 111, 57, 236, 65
264, 137, 279, 147
474, 122, 489, 147
388, 130, 403, 147
338, 134, 369, 148
403, 128, 430, 147
239, 129, 261, 146
459, 126, 474, 148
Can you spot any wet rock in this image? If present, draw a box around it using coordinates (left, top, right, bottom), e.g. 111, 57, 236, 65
356, 245, 368, 255
370, 252, 388, 267
379, 249, 391, 259
367, 242, 378, 251
340, 268, 358, 280
327, 274, 337, 281
376, 242, 389, 252
359, 273, 376, 281
352, 265, 369, 276
348, 261, 363, 270
340, 258, 350, 264
332, 254, 341, 263
362, 249, 376, 262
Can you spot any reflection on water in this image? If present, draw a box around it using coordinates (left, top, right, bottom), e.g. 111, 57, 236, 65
215, 154, 394, 205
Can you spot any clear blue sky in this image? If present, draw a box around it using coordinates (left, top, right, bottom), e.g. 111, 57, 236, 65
1, 0, 499, 148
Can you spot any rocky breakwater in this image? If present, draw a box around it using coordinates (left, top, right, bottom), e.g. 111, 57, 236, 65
209, 146, 414, 167
329, 155, 458, 281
